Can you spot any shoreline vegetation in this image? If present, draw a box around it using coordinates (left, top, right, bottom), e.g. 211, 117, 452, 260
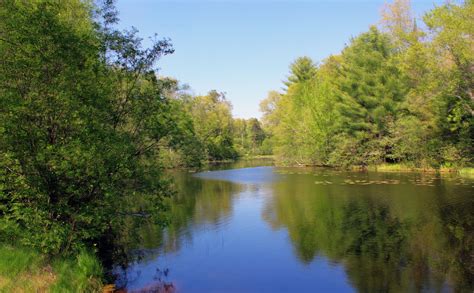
369, 164, 474, 175
260, 155, 474, 176
0, 0, 472, 292
0, 245, 102, 292
187, 155, 474, 177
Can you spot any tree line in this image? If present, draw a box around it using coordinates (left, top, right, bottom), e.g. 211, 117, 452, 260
158, 87, 269, 168
260, 0, 473, 169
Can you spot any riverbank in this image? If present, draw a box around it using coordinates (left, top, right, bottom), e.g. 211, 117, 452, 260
272, 158, 474, 178
0, 245, 103, 292
366, 164, 474, 177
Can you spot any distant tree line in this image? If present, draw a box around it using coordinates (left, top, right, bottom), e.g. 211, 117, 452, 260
157, 85, 269, 167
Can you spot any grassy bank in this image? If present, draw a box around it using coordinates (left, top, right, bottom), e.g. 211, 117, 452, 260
239, 155, 275, 160
0, 245, 103, 292
364, 164, 474, 177
458, 167, 474, 179
272, 159, 474, 178
366, 163, 442, 173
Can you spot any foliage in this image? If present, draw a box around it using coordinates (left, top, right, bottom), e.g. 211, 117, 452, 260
0, 0, 188, 257
261, 0, 473, 168
284, 56, 318, 88
233, 118, 267, 156
183, 90, 239, 161
333, 26, 407, 165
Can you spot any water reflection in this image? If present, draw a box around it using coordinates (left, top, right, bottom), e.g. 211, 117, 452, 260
115, 165, 473, 292
265, 169, 474, 292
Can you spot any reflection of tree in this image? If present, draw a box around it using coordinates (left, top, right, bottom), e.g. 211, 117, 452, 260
436, 197, 474, 291
119, 172, 242, 262
111, 172, 243, 288
263, 171, 474, 292
112, 169, 246, 288
341, 202, 408, 292
159, 173, 241, 254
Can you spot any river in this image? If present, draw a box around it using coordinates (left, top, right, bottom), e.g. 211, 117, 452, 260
114, 160, 473, 292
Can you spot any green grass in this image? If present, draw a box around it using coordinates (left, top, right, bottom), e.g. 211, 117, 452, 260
367, 163, 435, 172
368, 163, 474, 176
458, 167, 474, 179
0, 245, 52, 292
0, 245, 103, 292
0, 245, 43, 277
51, 250, 103, 293
240, 154, 275, 159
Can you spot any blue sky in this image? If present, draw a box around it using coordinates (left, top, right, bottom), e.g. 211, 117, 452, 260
116, 0, 443, 118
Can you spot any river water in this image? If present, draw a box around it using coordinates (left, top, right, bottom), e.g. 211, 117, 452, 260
114, 161, 473, 292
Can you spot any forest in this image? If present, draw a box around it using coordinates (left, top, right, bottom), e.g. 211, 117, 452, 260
261, 0, 473, 169
0, 0, 472, 291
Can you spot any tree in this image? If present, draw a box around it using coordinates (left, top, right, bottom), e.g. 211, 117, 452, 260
185, 91, 238, 161
0, 0, 188, 255
423, 0, 474, 164
284, 56, 318, 89
259, 90, 282, 129
246, 118, 266, 154
232, 118, 267, 156
380, 0, 417, 48
331, 26, 407, 165
232, 118, 248, 154
389, 0, 473, 167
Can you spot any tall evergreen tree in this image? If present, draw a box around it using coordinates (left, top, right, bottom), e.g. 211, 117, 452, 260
333, 26, 407, 165
284, 56, 318, 89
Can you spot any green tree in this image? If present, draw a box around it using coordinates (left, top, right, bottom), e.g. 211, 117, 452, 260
185, 91, 238, 161
423, 0, 474, 165
331, 26, 407, 166
0, 0, 188, 255
284, 56, 318, 89
246, 118, 266, 154
266, 56, 338, 165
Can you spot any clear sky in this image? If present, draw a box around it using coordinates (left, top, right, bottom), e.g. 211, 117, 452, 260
115, 0, 443, 118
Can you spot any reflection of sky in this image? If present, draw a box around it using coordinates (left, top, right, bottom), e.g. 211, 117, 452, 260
121, 184, 353, 292
194, 166, 280, 184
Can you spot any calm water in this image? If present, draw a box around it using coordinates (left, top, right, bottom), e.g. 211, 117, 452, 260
114, 162, 474, 292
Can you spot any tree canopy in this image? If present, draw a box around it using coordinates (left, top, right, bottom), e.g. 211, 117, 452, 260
260, 0, 473, 168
